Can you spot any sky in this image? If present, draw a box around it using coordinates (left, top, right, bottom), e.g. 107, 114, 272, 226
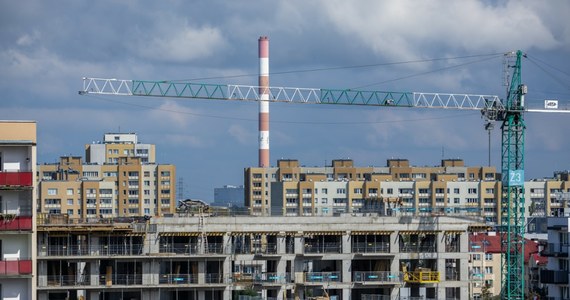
1, 0, 569, 202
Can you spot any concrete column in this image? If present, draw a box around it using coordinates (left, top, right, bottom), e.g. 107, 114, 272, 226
460, 231, 469, 253
342, 258, 351, 283
37, 260, 47, 287
88, 291, 100, 300
198, 260, 206, 284
223, 233, 232, 254
90, 260, 99, 286
198, 290, 206, 300
143, 259, 158, 285
294, 234, 304, 254
343, 288, 351, 300
224, 286, 232, 300
90, 235, 100, 255
142, 289, 160, 300
390, 232, 398, 254
277, 234, 286, 254
146, 231, 159, 254
342, 231, 351, 254
37, 292, 48, 300
437, 232, 445, 253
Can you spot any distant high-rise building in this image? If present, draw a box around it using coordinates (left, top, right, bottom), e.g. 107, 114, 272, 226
213, 185, 244, 207
0, 120, 37, 299
38, 133, 175, 218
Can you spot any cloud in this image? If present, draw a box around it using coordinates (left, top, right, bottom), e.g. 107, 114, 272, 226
132, 16, 227, 63
319, 0, 565, 61
228, 124, 254, 145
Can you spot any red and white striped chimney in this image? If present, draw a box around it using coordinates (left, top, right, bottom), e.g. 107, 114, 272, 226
258, 36, 270, 167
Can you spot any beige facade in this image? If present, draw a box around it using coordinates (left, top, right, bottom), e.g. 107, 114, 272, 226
0, 120, 37, 300
246, 158, 502, 221
246, 159, 570, 224
38, 133, 176, 218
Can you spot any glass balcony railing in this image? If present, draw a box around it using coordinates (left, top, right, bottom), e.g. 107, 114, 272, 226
305, 272, 341, 282
159, 273, 198, 284
99, 274, 142, 285
353, 271, 402, 283
45, 275, 90, 286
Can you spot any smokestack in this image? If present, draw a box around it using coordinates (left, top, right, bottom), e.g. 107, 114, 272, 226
258, 36, 269, 167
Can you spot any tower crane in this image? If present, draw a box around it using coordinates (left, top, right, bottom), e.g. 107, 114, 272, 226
80, 45, 569, 299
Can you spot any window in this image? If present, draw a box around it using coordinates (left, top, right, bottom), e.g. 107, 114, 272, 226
435, 188, 445, 194
286, 189, 297, 194
484, 266, 493, 274
144, 208, 150, 215
368, 188, 378, 194
47, 188, 58, 196
454, 198, 460, 204
418, 188, 429, 194
353, 188, 362, 194
322, 188, 328, 194
336, 188, 346, 194
454, 188, 460, 194
144, 171, 150, 177
387, 188, 393, 194
66, 189, 73, 196
252, 173, 262, 179
67, 199, 73, 205
473, 254, 481, 261
144, 199, 150, 204
485, 253, 492, 261
82, 171, 99, 177
468, 188, 477, 194
144, 190, 150, 195
321, 198, 328, 204
485, 188, 495, 194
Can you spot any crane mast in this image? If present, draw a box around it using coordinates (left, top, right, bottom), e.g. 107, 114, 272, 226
80, 49, 569, 300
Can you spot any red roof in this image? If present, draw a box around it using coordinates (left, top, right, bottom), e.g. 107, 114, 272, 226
469, 233, 546, 264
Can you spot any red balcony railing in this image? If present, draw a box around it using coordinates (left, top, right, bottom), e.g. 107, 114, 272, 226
0, 259, 32, 275
0, 216, 32, 231
0, 172, 33, 187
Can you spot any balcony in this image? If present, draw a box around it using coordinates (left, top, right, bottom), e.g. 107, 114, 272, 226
0, 172, 32, 187
99, 274, 142, 285
0, 259, 32, 276
159, 273, 198, 284
400, 243, 437, 253
41, 244, 144, 256
304, 243, 341, 254
353, 271, 401, 283
0, 215, 32, 231
159, 243, 198, 255
352, 242, 390, 253
305, 272, 341, 283
46, 275, 90, 286
542, 243, 569, 257
205, 273, 224, 284
540, 270, 569, 284
253, 272, 291, 284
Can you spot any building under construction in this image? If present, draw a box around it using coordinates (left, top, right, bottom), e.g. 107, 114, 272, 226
36, 213, 488, 300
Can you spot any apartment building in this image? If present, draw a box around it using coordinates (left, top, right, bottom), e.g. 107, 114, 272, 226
0, 121, 37, 300
468, 233, 547, 299
540, 216, 570, 299
38, 133, 176, 218
246, 159, 570, 224
246, 159, 500, 220
36, 213, 484, 300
